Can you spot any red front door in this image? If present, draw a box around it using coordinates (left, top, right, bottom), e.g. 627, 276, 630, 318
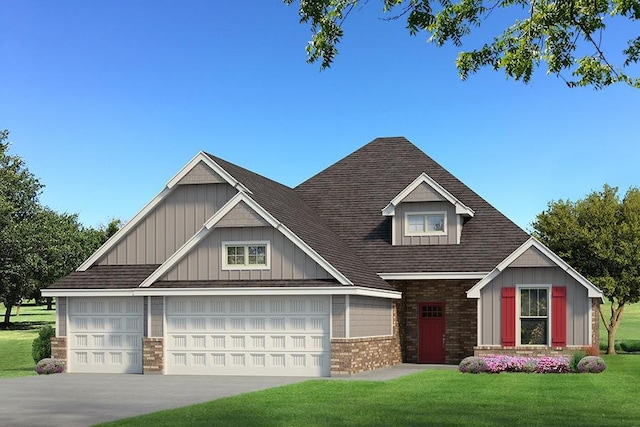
418, 302, 446, 363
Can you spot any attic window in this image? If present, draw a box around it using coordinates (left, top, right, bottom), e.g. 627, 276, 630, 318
405, 212, 446, 236
222, 241, 270, 270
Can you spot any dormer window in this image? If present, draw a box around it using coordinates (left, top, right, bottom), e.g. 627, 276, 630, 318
405, 212, 446, 236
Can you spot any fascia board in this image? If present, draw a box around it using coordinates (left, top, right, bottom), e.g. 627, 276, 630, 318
139, 192, 353, 288
166, 152, 252, 194
77, 186, 173, 271
379, 272, 489, 280
382, 172, 474, 218
42, 286, 401, 299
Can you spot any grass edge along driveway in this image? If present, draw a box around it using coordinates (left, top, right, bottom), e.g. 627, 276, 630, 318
98, 355, 639, 427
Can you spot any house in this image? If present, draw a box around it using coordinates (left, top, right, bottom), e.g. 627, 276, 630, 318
42, 137, 604, 376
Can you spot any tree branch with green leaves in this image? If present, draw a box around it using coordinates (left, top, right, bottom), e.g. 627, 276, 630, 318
285, 0, 640, 89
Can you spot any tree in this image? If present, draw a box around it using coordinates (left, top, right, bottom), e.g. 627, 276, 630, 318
533, 184, 640, 354
0, 130, 43, 324
284, 0, 640, 89
0, 131, 113, 323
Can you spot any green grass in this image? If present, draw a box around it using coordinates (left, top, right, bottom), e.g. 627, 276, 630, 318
0, 303, 55, 378
98, 355, 640, 427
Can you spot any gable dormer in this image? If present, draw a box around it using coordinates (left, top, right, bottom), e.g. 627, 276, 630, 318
382, 173, 474, 246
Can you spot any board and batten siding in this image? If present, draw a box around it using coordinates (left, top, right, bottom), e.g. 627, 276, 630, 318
98, 183, 237, 265
403, 182, 447, 203
479, 267, 590, 346
394, 201, 457, 245
161, 226, 333, 281
349, 296, 393, 337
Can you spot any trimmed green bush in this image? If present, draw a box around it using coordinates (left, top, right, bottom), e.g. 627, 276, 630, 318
619, 340, 640, 353
31, 325, 55, 363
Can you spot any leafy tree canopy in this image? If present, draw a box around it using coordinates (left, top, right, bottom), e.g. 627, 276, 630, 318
285, 0, 640, 89
533, 184, 640, 353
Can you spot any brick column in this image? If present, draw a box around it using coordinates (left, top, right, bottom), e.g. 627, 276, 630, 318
142, 338, 164, 374
50, 337, 67, 362
592, 298, 601, 347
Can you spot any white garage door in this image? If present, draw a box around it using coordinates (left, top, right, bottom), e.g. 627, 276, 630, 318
165, 296, 330, 376
67, 297, 143, 374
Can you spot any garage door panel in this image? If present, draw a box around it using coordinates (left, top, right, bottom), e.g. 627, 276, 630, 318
68, 297, 143, 374
166, 296, 330, 376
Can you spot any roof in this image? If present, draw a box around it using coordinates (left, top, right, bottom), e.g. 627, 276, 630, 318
47, 265, 161, 289
206, 153, 394, 291
295, 137, 530, 273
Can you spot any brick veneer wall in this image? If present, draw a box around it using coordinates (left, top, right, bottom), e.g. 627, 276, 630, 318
592, 298, 600, 347
330, 301, 401, 375
391, 280, 478, 364
143, 338, 164, 374
50, 337, 67, 361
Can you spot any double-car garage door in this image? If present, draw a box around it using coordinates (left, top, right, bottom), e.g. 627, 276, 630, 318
67, 296, 330, 376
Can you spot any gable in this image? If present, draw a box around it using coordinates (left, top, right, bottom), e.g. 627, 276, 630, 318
510, 246, 557, 268
403, 182, 447, 202
215, 201, 271, 228
160, 226, 333, 281
176, 160, 227, 185
97, 183, 237, 265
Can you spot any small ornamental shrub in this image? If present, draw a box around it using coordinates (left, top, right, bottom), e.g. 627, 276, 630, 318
459, 357, 488, 373
619, 340, 640, 353
35, 358, 65, 375
577, 356, 606, 373
32, 325, 55, 363
570, 351, 586, 372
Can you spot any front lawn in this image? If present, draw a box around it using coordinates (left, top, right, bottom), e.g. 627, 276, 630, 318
0, 303, 55, 378
99, 355, 640, 427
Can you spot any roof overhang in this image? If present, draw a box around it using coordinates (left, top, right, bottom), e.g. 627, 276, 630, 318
466, 237, 605, 301
42, 286, 401, 299
379, 272, 489, 280
382, 172, 475, 217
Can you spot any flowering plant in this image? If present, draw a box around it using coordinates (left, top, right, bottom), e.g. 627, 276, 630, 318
577, 356, 606, 373
35, 358, 65, 375
459, 355, 571, 374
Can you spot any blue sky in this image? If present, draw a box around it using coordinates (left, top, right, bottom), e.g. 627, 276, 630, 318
2, 1, 638, 232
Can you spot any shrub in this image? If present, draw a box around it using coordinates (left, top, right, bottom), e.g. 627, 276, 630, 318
35, 358, 65, 375
32, 325, 55, 363
619, 340, 640, 353
570, 351, 586, 372
459, 357, 488, 373
577, 356, 606, 373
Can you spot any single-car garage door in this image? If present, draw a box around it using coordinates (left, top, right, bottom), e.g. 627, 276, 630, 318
165, 296, 330, 376
67, 297, 143, 373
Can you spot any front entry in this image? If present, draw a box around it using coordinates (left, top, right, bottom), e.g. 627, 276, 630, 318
418, 302, 446, 363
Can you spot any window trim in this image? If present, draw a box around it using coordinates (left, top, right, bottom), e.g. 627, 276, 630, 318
404, 211, 447, 236
221, 241, 270, 270
516, 284, 552, 346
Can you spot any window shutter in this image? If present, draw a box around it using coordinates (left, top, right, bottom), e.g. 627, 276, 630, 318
501, 287, 516, 346
552, 286, 567, 347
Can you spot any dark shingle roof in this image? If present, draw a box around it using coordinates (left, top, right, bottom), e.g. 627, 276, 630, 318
47, 265, 161, 289
295, 137, 529, 272
206, 153, 394, 291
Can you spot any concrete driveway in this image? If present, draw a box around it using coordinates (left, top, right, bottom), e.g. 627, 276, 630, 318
0, 374, 310, 427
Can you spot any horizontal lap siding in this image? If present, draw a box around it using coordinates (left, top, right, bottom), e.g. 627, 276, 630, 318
332, 295, 346, 338
162, 227, 332, 281
98, 183, 237, 265
349, 296, 393, 337
480, 267, 589, 346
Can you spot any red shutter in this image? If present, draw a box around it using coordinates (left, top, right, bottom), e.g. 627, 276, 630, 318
552, 286, 567, 347
501, 287, 516, 347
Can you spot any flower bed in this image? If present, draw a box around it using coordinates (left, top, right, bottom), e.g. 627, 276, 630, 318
460, 355, 572, 374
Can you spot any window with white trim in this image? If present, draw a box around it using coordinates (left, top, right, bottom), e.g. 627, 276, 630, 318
520, 288, 549, 345
405, 212, 446, 236
222, 241, 270, 269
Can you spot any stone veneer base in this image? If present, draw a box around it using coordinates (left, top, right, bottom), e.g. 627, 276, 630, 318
142, 338, 164, 374
50, 337, 67, 362
330, 335, 402, 376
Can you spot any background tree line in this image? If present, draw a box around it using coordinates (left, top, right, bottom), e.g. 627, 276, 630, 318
0, 130, 119, 325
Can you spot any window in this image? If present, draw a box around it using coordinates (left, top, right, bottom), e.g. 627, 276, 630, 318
520, 288, 548, 345
405, 212, 446, 236
222, 241, 270, 269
